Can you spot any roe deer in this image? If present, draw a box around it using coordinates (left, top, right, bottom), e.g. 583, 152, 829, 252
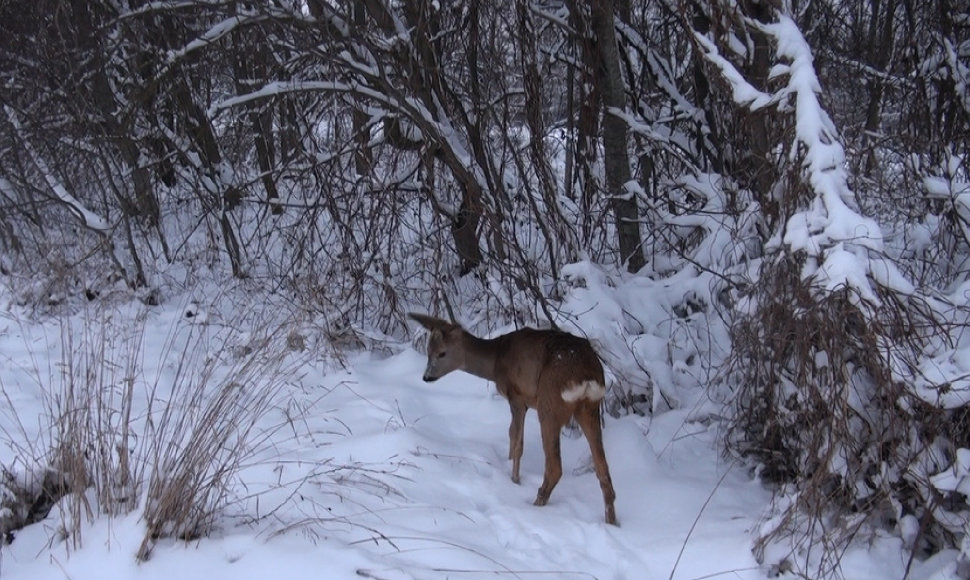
409, 313, 617, 525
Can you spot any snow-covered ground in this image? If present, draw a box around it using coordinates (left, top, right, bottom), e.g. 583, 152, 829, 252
0, 297, 952, 579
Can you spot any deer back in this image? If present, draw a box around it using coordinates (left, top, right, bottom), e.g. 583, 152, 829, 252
493, 328, 605, 407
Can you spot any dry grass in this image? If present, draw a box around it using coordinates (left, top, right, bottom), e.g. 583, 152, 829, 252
136, 323, 297, 560
0, 306, 305, 559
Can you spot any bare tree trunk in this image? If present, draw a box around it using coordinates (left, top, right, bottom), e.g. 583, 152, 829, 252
254, 108, 282, 214
71, 0, 160, 226
231, 32, 282, 215
169, 74, 245, 276
739, 0, 778, 230
351, 0, 374, 177
586, 0, 645, 272
466, 0, 507, 264
863, 0, 896, 175
516, 0, 578, 276
358, 0, 485, 274
571, 9, 600, 249
690, 3, 725, 177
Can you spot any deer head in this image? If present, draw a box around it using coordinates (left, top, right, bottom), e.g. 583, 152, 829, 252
409, 313, 465, 382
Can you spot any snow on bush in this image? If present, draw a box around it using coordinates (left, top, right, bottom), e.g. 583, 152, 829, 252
552, 170, 756, 416
698, 6, 970, 575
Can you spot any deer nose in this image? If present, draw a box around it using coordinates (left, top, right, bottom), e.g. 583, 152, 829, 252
422, 373, 437, 382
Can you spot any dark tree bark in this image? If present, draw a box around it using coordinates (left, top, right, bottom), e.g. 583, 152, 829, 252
231, 26, 282, 215
862, 0, 897, 174
351, 0, 485, 274
738, 0, 778, 229
585, 0, 646, 272
70, 1, 161, 225
351, 0, 374, 177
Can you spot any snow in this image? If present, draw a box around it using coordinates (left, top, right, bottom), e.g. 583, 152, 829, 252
923, 155, 970, 246
0, 289, 957, 579
931, 448, 970, 498
913, 349, 970, 409
1, 298, 758, 579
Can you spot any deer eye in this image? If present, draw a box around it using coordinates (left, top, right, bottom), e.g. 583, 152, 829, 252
437, 351, 447, 359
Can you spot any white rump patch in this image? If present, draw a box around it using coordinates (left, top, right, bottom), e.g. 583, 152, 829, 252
561, 380, 606, 403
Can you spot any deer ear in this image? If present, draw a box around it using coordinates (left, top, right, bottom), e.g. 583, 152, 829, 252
409, 312, 449, 331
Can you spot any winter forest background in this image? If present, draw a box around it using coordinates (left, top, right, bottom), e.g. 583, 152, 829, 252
1, 0, 970, 578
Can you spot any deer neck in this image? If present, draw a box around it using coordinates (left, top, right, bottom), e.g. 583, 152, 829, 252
461, 332, 501, 382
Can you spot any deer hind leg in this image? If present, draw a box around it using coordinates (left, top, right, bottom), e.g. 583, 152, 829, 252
508, 400, 527, 484
576, 403, 617, 525
533, 412, 563, 507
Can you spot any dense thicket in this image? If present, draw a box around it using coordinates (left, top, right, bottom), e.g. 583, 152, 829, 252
1, 0, 969, 575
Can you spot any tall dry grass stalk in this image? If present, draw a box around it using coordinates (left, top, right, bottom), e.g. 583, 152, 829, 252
135, 322, 299, 560
0, 305, 305, 559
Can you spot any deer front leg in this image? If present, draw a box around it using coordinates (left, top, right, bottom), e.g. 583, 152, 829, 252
533, 413, 563, 506
508, 400, 526, 484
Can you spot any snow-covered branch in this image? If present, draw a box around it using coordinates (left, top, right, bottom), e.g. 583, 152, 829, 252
698, 13, 893, 306
4, 106, 111, 233
762, 16, 889, 303
692, 32, 774, 111
154, 13, 268, 81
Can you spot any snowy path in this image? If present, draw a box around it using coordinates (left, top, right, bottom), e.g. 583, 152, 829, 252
276, 350, 771, 580
0, 290, 821, 580
1, 330, 773, 580
0, 305, 937, 580
0, 298, 953, 579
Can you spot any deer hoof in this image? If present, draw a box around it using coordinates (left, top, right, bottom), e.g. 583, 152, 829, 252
605, 506, 618, 526
511, 474, 520, 485
533, 495, 548, 507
